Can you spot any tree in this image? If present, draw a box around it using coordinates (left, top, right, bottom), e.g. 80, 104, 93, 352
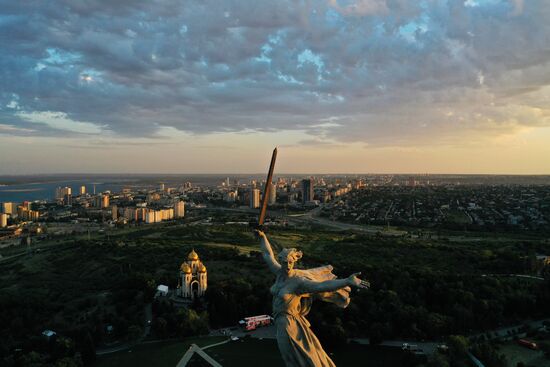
127, 325, 142, 341
427, 352, 450, 367
447, 335, 469, 367
55, 356, 83, 367
471, 342, 508, 367
369, 323, 386, 345
153, 317, 168, 338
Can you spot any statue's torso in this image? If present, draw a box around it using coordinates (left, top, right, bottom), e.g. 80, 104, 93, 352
271, 274, 307, 318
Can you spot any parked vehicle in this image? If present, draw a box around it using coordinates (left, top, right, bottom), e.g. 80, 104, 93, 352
239, 315, 273, 331
402, 343, 421, 352
517, 339, 538, 350
437, 344, 449, 354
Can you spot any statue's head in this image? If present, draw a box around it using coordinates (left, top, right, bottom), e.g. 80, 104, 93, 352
278, 248, 303, 273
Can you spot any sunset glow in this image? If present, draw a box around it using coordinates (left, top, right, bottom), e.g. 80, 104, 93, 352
1, 0, 549, 173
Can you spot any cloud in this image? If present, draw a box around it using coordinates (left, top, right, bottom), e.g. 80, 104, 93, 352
16, 111, 104, 134
509, 0, 525, 16
0, 123, 35, 134
328, 0, 389, 17
1, 0, 550, 147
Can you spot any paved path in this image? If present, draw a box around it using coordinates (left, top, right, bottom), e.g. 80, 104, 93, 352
202, 339, 232, 350
210, 325, 277, 339
175, 341, 229, 367
482, 274, 546, 281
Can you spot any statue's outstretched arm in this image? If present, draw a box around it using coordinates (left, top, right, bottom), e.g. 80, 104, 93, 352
257, 230, 282, 274
295, 272, 369, 294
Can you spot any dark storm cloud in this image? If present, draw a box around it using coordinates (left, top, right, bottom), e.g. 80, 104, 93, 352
1, 0, 550, 144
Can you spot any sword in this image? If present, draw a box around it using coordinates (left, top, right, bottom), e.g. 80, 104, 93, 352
257, 147, 277, 229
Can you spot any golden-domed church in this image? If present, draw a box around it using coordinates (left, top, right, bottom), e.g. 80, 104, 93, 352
177, 249, 207, 299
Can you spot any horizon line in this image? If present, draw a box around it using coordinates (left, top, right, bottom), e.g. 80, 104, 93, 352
1, 172, 550, 177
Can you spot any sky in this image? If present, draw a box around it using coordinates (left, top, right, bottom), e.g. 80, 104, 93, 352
1, 0, 550, 174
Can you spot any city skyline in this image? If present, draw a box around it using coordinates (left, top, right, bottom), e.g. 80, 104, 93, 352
2, 1, 550, 174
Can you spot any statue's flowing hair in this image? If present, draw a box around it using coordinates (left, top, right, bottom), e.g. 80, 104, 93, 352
277, 248, 302, 263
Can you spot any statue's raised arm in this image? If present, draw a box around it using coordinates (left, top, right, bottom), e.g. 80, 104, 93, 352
256, 230, 281, 274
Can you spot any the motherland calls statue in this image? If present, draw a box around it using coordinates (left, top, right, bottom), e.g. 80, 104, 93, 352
257, 229, 370, 367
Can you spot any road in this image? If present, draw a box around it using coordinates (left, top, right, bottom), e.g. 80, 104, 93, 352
470, 318, 550, 341
353, 317, 550, 356
352, 338, 439, 355
205, 205, 393, 234
481, 274, 546, 281
288, 211, 396, 235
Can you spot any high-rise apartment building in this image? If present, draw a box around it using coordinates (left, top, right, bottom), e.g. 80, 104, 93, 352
79, 185, 86, 195
0, 213, 8, 228
56, 186, 72, 200
174, 200, 185, 218
2, 202, 14, 214
268, 183, 277, 205
301, 179, 314, 203
250, 188, 260, 208
225, 191, 237, 202
101, 194, 110, 208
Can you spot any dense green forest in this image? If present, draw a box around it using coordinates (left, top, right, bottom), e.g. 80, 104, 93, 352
1, 223, 549, 366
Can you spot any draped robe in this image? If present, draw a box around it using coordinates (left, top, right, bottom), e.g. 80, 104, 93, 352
271, 265, 351, 367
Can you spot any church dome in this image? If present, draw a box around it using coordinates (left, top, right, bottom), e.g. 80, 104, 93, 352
180, 263, 192, 273
188, 249, 199, 261
199, 264, 207, 273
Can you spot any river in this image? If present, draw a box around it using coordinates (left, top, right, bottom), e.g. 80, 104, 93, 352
0, 179, 126, 203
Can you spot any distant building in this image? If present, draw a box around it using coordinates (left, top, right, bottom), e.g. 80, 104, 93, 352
268, 183, 277, 205
156, 284, 169, 297
145, 208, 174, 223
101, 194, 109, 208
177, 249, 207, 300
63, 194, 72, 206
301, 179, 314, 203
55, 186, 72, 200
137, 207, 147, 222
145, 210, 155, 224
0, 213, 7, 228
250, 188, 260, 208
159, 183, 165, 191
17, 205, 27, 219
79, 185, 86, 195
174, 200, 185, 218
225, 191, 237, 202
147, 192, 161, 203
28, 210, 39, 221
111, 205, 118, 221
1, 202, 14, 215
42, 330, 56, 340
